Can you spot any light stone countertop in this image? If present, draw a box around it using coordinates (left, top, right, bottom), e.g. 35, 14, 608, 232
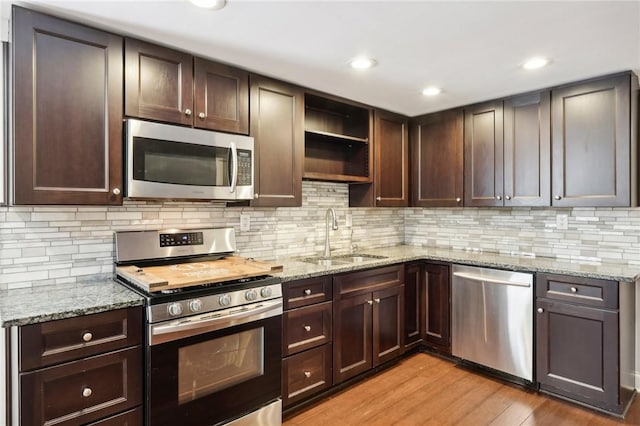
0, 279, 144, 327
274, 245, 640, 284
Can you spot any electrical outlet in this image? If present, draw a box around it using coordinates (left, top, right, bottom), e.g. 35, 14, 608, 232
556, 214, 568, 230
240, 213, 250, 232
345, 213, 353, 227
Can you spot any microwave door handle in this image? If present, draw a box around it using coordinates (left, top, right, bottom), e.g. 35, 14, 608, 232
229, 141, 238, 194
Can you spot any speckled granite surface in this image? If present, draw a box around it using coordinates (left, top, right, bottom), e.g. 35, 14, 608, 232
0, 279, 144, 327
274, 245, 640, 283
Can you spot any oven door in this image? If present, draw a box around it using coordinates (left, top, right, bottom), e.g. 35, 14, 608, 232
147, 300, 282, 426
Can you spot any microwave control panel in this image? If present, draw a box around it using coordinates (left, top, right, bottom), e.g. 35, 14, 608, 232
237, 150, 252, 186
159, 232, 204, 247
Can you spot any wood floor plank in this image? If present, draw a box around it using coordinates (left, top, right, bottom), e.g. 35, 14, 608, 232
283, 353, 640, 426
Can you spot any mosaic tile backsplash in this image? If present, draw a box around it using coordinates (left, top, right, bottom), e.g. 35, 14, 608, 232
0, 181, 638, 289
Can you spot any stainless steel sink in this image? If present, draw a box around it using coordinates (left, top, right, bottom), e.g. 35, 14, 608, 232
300, 253, 387, 266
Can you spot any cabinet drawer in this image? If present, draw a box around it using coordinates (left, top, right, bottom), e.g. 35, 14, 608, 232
283, 344, 332, 407
20, 306, 143, 371
284, 276, 332, 309
20, 346, 143, 426
335, 265, 403, 298
536, 273, 617, 309
86, 407, 142, 426
283, 301, 332, 356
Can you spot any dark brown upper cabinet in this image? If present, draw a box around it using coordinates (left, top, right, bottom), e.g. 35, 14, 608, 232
464, 92, 551, 208
350, 110, 409, 207
503, 91, 551, 207
463, 101, 504, 207
303, 93, 373, 183
250, 75, 304, 207
13, 7, 123, 205
410, 109, 463, 207
551, 73, 638, 207
125, 38, 249, 134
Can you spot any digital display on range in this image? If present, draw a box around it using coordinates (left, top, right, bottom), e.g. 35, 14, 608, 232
159, 232, 204, 247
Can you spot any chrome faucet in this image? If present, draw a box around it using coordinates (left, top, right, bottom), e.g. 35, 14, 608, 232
324, 208, 338, 258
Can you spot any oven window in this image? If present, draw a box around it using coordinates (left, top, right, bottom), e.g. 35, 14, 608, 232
177, 327, 264, 404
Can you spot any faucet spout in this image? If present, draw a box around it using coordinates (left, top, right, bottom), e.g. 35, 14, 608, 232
324, 208, 338, 258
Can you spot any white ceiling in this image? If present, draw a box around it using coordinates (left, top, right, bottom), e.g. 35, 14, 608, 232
11, 0, 640, 116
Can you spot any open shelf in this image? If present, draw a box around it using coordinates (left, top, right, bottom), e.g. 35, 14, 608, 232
304, 93, 372, 182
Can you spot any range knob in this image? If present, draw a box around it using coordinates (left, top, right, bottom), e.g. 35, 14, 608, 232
168, 302, 183, 317
260, 287, 273, 298
245, 289, 258, 301
219, 294, 231, 307
189, 299, 203, 312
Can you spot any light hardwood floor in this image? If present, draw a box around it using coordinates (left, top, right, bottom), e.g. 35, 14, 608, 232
284, 353, 640, 426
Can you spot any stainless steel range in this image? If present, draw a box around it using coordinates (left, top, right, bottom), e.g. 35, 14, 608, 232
114, 227, 283, 426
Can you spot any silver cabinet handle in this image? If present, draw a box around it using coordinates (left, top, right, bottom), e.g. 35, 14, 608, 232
570, 287, 578, 293
496, 195, 502, 200
367, 300, 373, 305
304, 371, 311, 378
456, 197, 461, 203
505, 195, 511, 200
112, 188, 120, 196
376, 196, 382, 201
254, 193, 259, 199
304, 289, 312, 296
185, 108, 192, 117
199, 112, 206, 120
554, 195, 562, 200
374, 298, 381, 304
304, 325, 311, 332
82, 332, 93, 342
82, 387, 92, 398
537, 308, 544, 314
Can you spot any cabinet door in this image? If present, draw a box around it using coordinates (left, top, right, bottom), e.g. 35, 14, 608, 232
411, 110, 463, 207
333, 292, 372, 384
372, 285, 404, 366
464, 101, 504, 207
551, 74, 631, 207
194, 58, 249, 134
503, 91, 551, 206
536, 299, 619, 411
13, 7, 123, 205
424, 263, 451, 353
250, 75, 304, 207
124, 38, 194, 126
282, 344, 332, 408
373, 110, 409, 207
403, 263, 423, 350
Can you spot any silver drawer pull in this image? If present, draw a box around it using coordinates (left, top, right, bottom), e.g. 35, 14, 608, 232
304, 289, 312, 296
374, 298, 381, 304
82, 332, 93, 342
537, 308, 544, 314
570, 287, 578, 293
304, 371, 311, 378
304, 325, 311, 332
82, 387, 92, 398
367, 300, 373, 305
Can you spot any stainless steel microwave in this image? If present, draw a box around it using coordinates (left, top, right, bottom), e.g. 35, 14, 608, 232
125, 119, 254, 201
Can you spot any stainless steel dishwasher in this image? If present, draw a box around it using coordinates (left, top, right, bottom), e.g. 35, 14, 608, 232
451, 264, 533, 381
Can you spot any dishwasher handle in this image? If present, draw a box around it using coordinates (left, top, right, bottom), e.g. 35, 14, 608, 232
452, 271, 531, 287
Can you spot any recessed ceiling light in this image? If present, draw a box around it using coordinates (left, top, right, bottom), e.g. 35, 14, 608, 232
349, 57, 377, 70
189, 0, 227, 10
522, 57, 549, 70
422, 87, 442, 96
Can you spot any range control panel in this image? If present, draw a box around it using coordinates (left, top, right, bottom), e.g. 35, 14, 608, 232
159, 232, 204, 247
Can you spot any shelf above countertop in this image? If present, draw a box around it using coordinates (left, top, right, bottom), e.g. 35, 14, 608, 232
305, 129, 369, 144
302, 171, 371, 183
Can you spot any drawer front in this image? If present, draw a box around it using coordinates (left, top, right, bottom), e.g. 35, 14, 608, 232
283, 344, 332, 407
86, 407, 143, 426
284, 276, 332, 309
335, 265, 403, 298
20, 306, 143, 371
283, 301, 332, 356
536, 273, 617, 309
20, 346, 143, 426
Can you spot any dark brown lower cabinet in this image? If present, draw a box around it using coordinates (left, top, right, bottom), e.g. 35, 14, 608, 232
403, 262, 451, 354
333, 266, 404, 384
536, 273, 635, 415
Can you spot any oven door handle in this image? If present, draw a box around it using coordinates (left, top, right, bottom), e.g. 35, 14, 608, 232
149, 299, 282, 346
